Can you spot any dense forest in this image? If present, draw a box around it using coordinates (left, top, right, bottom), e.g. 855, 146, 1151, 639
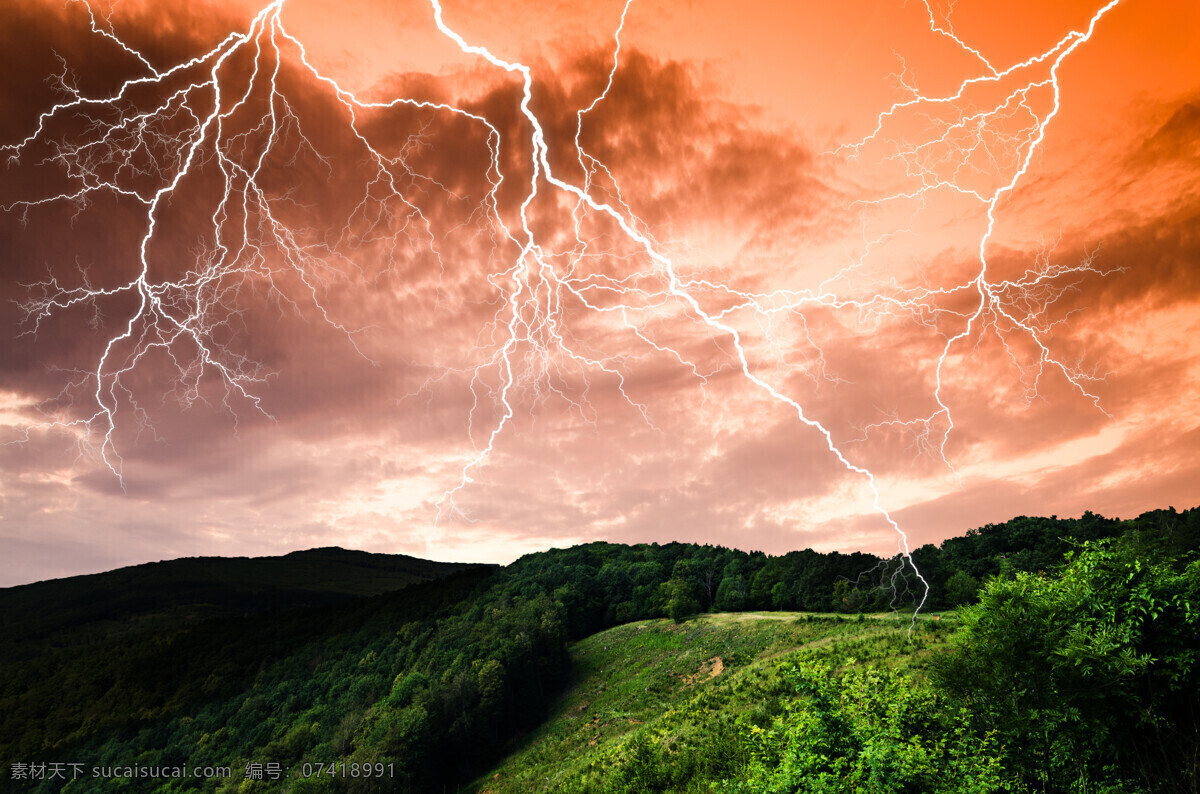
1, 506, 1197, 792
0, 548, 468, 662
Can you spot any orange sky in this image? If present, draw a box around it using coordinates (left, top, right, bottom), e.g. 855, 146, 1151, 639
1, 0, 1197, 586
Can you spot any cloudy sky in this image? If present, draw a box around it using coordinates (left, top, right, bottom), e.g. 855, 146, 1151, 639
1, 0, 1197, 586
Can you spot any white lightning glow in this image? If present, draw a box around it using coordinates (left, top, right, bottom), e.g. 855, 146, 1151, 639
3, 0, 1125, 615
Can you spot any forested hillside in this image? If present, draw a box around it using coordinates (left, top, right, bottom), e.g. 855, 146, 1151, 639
480, 533, 1199, 793
0, 547, 468, 662
1, 506, 1196, 792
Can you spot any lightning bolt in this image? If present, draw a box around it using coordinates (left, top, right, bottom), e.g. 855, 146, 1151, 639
2, 0, 1124, 616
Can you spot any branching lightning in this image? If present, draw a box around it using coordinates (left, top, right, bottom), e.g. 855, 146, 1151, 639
3, 0, 1124, 615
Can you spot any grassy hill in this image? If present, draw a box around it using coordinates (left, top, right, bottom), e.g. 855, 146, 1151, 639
473, 611, 950, 793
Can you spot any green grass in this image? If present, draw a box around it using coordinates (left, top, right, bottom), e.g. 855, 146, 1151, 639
471, 611, 953, 793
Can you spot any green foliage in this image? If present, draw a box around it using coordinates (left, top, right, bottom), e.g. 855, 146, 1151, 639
735, 662, 1012, 793
0, 547, 466, 662
664, 578, 701, 623
943, 570, 980, 606
911, 507, 1200, 610
479, 612, 955, 793
933, 539, 1200, 792
714, 575, 748, 611
2, 507, 1196, 793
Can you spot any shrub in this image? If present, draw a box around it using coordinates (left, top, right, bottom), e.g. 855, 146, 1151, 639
933, 539, 1199, 792
734, 661, 1013, 793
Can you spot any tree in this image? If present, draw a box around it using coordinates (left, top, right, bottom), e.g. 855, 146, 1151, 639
830, 578, 869, 613
934, 539, 1200, 793
663, 577, 700, 623
700, 565, 718, 611
770, 581, 787, 610
715, 575, 748, 612
943, 569, 980, 606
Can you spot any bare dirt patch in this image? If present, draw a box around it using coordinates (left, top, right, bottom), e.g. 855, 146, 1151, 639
682, 656, 724, 686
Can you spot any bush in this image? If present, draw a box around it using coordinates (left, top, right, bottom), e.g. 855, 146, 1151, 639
943, 570, 980, 606
933, 539, 1200, 792
734, 661, 1013, 793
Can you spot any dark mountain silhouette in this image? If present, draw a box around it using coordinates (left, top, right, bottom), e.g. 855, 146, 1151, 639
0, 547, 467, 661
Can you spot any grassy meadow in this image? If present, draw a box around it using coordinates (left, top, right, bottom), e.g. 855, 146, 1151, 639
475, 611, 953, 793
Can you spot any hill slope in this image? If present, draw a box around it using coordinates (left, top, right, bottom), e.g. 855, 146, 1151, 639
472, 612, 949, 793
0, 507, 1194, 792
0, 547, 467, 660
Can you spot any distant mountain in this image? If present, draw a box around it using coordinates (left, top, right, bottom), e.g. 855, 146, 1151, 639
0, 547, 468, 661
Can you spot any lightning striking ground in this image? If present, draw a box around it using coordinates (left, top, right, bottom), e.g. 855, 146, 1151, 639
2, 0, 1124, 614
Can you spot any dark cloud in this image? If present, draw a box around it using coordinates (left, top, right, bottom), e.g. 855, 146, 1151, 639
2, 0, 1197, 586
1136, 99, 1200, 165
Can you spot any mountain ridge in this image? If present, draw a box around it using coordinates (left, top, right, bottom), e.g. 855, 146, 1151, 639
0, 546, 475, 661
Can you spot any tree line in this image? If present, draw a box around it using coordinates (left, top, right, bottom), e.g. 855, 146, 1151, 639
1, 505, 1195, 791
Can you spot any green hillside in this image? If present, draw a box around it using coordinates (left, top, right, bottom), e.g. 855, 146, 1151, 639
0, 507, 1196, 793
473, 611, 950, 793
0, 547, 468, 661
